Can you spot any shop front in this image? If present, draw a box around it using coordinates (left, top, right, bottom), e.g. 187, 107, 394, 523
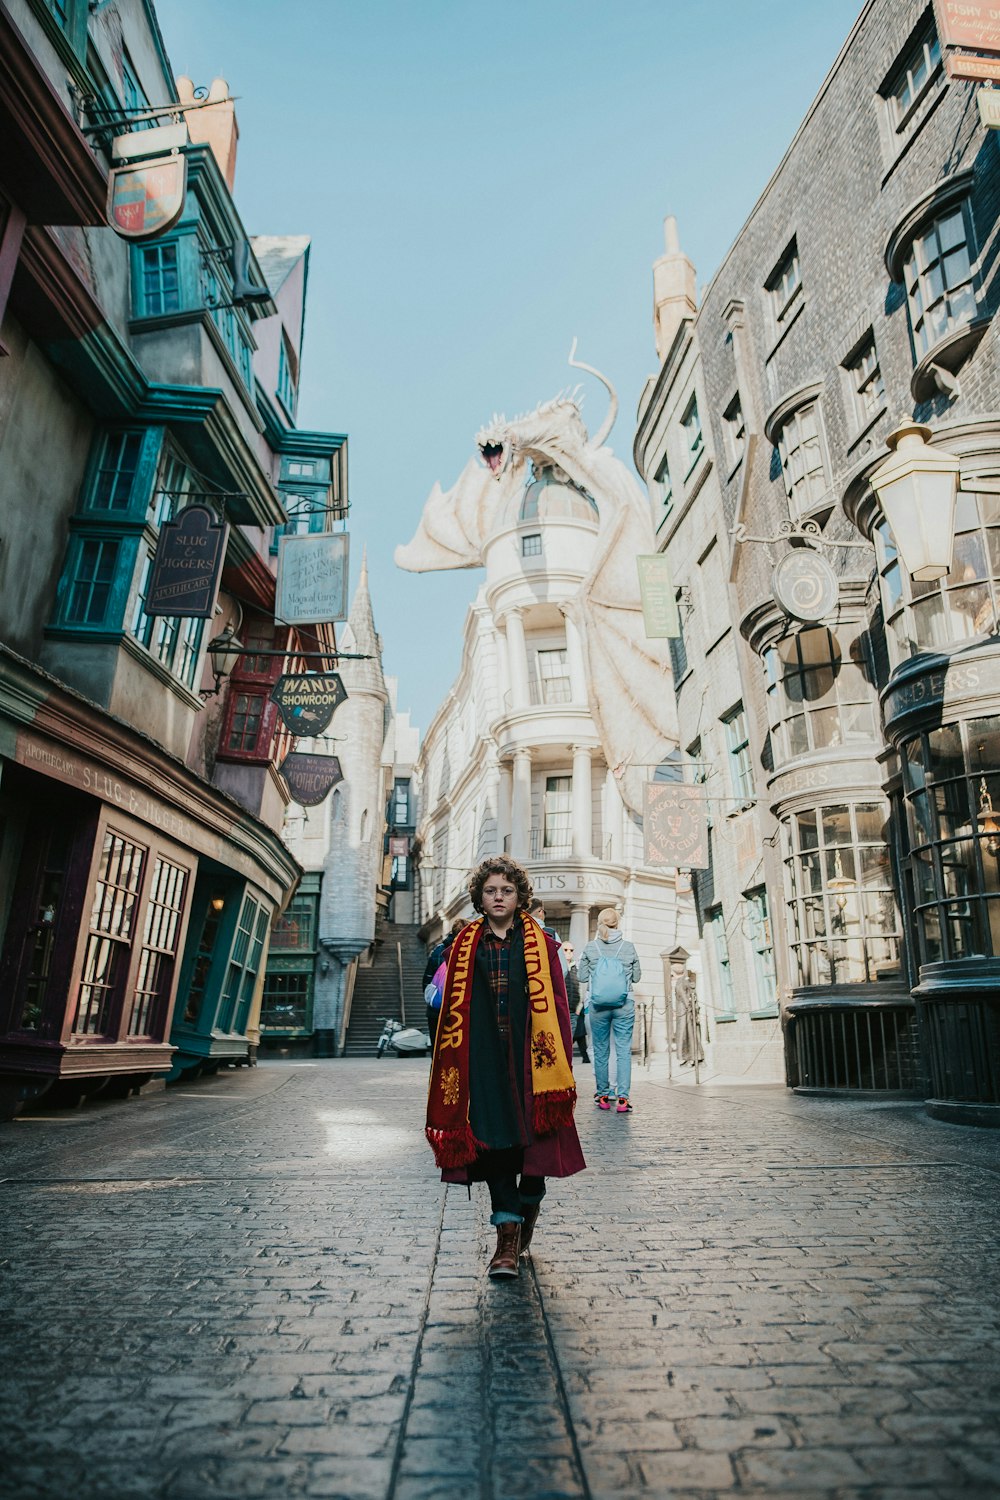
0, 650, 298, 1115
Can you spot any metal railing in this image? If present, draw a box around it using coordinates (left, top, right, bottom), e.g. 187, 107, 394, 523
791, 1003, 917, 1092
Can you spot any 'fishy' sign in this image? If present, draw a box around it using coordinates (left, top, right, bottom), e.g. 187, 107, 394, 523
271, 672, 348, 737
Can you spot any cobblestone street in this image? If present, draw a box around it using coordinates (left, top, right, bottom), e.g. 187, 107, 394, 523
2, 1058, 999, 1500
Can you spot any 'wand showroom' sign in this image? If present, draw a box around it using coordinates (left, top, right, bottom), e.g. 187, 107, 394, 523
271, 673, 348, 737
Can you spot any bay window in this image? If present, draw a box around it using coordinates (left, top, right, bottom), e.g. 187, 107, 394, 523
783, 802, 900, 986
875, 493, 1000, 665
764, 625, 877, 764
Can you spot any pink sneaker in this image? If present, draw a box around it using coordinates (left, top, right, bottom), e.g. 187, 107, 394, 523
616, 1096, 632, 1113
597, 1094, 611, 1110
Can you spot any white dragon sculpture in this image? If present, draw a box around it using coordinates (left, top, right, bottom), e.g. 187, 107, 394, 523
395, 344, 678, 815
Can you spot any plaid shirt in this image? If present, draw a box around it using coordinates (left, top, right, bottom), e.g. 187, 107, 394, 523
481, 918, 512, 1029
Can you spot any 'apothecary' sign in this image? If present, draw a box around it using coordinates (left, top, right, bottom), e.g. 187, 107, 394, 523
280, 752, 344, 807
146, 505, 228, 617
276, 533, 350, 626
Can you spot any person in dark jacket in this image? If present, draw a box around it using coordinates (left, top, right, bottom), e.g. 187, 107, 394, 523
561, 942, 590, 1063
425, 857, 585, 1280
424, 917, 465, 1043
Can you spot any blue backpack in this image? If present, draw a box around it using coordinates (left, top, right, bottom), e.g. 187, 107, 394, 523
589, 949, 629, 1010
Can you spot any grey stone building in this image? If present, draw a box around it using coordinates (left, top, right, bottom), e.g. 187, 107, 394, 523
636, 0, 1000, 1121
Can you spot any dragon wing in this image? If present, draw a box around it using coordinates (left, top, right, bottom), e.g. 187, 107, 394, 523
394, 458, 494, 572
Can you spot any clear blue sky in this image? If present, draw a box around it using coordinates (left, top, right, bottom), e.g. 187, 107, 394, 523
158, 0, 862, 731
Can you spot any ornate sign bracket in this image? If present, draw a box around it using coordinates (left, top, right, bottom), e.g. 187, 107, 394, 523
729, 518, 871, 550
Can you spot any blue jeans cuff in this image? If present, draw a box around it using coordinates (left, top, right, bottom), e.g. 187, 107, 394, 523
490, 1210, 523, 1226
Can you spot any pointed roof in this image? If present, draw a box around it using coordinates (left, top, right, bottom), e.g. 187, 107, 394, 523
342, 548, 386, 697
250, 235, 310, 293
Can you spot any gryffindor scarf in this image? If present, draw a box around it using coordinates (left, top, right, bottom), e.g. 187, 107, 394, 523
425, 913, 577, 1169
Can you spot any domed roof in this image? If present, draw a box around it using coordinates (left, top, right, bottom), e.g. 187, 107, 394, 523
519, 465, 598, 524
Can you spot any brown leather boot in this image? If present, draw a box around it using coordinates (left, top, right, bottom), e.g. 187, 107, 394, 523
487, 1222, 521, 1279
519, 1203, 541, 1255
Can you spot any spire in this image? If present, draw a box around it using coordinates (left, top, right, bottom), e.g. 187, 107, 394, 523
341, 547, 385, 697
652, 214, 697, 363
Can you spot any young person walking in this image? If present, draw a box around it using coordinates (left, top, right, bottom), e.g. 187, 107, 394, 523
425, 856, 585, 1280
578, 909, 641, 1114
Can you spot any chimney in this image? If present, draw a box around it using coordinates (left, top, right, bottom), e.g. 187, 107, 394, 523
177, 76, 238, 190
652, 215, 697, 362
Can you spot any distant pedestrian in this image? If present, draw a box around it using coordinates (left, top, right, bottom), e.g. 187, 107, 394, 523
529, 899, 569, 977
425, 856, 585, 1280
561, 942, 590, 1064
424, 917, 465, 1045
578, 909, 640, 1114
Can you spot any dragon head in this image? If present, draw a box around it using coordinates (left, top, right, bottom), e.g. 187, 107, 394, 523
475, 395, 590, 486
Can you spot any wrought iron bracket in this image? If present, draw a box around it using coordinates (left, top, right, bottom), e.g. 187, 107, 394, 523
730, 519, 871, 550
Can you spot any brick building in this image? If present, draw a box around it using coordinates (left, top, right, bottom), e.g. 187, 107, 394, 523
636, 0, 1000, 1120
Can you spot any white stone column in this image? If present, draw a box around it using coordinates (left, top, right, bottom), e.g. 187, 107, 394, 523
504, 609, 530, 710
605, 767, 623, 864
569, 901, 591, 955
562, 609, 587, 704
511, 746, 532, 859
496, 761, 513, 854
571, 745, 593, 858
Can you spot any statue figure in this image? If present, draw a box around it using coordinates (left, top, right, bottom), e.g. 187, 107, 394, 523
394, 345, 677, 814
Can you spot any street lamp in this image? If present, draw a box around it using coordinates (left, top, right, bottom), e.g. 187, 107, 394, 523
978, 778, 1000, 859
202, 623, 245, 698
869, 421, 962, 582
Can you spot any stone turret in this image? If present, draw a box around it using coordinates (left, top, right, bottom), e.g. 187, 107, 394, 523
653, 215, 697, 362
319, 550, 389, 962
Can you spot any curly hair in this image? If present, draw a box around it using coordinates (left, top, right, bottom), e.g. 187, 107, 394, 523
468, 855, 533, 914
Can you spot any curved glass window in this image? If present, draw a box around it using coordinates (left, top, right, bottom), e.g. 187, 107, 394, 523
901, 716, 1000, 962
783, 802, 900, 986
763, 625, 877, 765
520, 467, 598, 522
876, 493, 1000, 665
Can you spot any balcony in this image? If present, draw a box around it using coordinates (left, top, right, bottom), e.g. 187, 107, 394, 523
503, 830, 613, 862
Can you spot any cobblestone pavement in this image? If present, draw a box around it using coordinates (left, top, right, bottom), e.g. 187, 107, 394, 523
1, 1058, 999, 1500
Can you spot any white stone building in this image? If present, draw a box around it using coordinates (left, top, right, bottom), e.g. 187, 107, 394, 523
413, 462, 696, 1043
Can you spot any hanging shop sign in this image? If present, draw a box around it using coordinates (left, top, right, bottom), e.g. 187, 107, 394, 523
642, 782, 709, 869
276, 532, 350, 626
771, 550, 839, 623
145, 504, 228, 617
389, 836, 410, 857
279, 752, 344, 807
946, 50, 1000, 79
934, 0, 1000, 55
107, 153, 186, 239
270, 672, 348, 737
636, 554, 681, 638
977, 86, 1000, 128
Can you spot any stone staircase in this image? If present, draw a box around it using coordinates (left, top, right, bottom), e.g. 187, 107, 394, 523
343, 919, 429, 1057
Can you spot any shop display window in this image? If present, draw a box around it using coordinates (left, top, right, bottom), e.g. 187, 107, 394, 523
876, 493, 1000, 665
783, 801, 901, 986
901, 716, 1000, 962
763, 625, 878, 766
